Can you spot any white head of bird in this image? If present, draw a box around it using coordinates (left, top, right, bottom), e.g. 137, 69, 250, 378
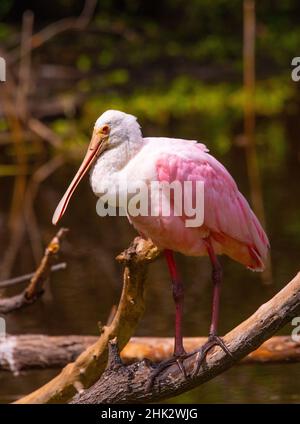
95, 109, 142, 148
52, 110, 143, 225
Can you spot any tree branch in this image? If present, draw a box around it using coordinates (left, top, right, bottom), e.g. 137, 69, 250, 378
14, 237, 160, 404
0, 228, 68, 314
70, 271, 300, 404
0, 263, 66, 288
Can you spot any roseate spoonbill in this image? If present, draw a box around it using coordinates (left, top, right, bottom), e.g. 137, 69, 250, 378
52, 110, 269, 378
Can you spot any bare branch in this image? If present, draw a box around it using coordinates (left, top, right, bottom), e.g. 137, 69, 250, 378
27, 118, 62, 147
0, 263, 66, 289
24, 156, 64, 264
15, 237, 160, 404
16, 10, 34, 120
0, 228, 68, 314
70, 271, 300, 404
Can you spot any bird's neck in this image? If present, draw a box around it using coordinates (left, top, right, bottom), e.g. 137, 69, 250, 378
89, 134, 144, 196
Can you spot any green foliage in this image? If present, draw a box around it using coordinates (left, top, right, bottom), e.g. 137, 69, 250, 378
2, 0, 299, 162
76, 55, 92, 72
81, 75, 292, 157
0, 0, 12, 19
84, 77, 291, 122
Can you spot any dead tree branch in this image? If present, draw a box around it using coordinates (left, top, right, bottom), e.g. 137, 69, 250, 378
0, 335, 299, 373
24, 156, 65, 265
15, 237, 160, 404
0, 263, 66, 289
0, 228, 68, 314
70, 271, 300, 404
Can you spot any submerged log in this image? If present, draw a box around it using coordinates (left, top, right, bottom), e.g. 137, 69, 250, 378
0, 335, 299, 373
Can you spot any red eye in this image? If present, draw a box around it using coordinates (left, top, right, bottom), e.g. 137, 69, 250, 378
102, 125, 110, 135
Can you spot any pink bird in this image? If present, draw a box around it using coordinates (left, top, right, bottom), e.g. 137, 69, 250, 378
52, 110, 269, 379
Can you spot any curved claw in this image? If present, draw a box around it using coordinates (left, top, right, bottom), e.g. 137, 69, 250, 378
176, 357, 188, 379
146, 335, 233, 390
146, 353, 189, 391
192, 335, 233, 377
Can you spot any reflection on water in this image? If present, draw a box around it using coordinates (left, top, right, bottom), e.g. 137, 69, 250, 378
0, 119, 299, 403
1, 364, 300, 404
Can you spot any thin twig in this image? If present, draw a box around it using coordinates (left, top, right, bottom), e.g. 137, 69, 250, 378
0, 263, 66, 289
243, 0, 272, 284
24, 156, 64, 265
27, 118, 62, 147
0, 228, 68, 314
16, 10, 34, 120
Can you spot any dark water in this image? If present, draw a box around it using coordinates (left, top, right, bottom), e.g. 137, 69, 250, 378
0, 119, 300, 403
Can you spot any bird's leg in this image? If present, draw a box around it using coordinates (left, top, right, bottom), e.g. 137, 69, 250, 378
147, 250, 188, 389
208, 239, 221, 337
165, 249, 185, 357
192, 238, 233, 376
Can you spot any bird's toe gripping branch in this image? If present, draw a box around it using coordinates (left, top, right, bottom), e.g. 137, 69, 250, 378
146, 335, 233, 391
146, 353, 190, 391
191, 335, 233, 377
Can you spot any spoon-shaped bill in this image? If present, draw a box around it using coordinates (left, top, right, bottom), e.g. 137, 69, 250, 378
52, 131, 105, 225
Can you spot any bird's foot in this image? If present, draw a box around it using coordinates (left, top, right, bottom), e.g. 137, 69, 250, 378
146, 351, 189, 391
146, 336, 233, 391
192, 334, 233, 377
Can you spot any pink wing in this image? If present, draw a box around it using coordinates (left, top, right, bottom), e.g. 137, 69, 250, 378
154, 145, 269, 270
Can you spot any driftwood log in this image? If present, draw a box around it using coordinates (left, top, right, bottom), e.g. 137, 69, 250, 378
70, 271, 300, 404
0, 335, 299, 373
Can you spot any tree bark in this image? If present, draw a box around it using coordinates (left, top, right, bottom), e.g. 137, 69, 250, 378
14, 237, 160, 404
70, 271, 300, 404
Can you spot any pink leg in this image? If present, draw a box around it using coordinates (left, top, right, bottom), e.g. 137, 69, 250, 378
146, 250, 188, 388
191, 238, 232, 377
204, 238, 222, 336
147, 242, 231, 387
164, 249, 185, 356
